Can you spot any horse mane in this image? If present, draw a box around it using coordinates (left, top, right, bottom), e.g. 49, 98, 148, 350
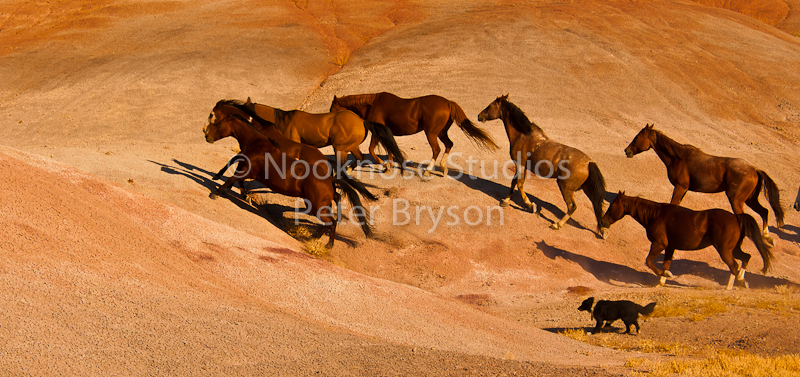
274, 108, 295, 124
627, 195, 667, 224
501, 98, 544, 136
218, 99, 276, 130
652, 129, 695, 158
217, 99, 245, 107
336, 93, 380, 108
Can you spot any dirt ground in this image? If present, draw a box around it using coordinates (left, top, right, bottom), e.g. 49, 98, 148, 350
2, 0, 800, 375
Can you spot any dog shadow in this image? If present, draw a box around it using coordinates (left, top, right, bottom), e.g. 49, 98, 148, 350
542, 326, 634, 336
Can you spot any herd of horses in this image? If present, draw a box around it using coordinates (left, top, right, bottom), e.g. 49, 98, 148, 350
203, 92, 797, 290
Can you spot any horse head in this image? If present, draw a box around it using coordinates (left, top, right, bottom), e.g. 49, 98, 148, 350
477, 94, 508, 122
625, 123, 655, 158
601, 191, 629, 229
204, 105, 235, 143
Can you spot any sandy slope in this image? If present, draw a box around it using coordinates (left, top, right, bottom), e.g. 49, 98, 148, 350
2, 0, 800, 374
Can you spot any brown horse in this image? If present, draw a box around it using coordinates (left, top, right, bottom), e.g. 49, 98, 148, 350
477, 95, 608, 237
243, 97, 405, 170
624, 124, 784, 242
601, 192, 774, 290
330, 92, 498, 175
204, 101, 377, 248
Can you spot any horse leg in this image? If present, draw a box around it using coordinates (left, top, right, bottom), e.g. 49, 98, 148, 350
501, 170, 520, 207
438, 125, 455, 176
334, 148, 351, 175
422, 131, 441, 177
551, 185, 577, 230
743, 194, 772, 243
645, 242, 668, 286
732, 247, 752, 289
318, 205, 338, 249
515, 168, 536, 212
717, 245, 741, 291
662, 248, 675, 279
367, 133, 388, 170
669, 185, 689, 205
210, 175, 242, 199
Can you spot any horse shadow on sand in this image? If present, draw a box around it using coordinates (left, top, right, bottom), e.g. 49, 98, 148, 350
149, 159, 359, 247
434, 168, 600, 234
772, 224, 800, 245
535, 240, 798, 290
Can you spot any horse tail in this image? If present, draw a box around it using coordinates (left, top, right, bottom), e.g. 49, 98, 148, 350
364, 121, 406, 164
448, 101, 499, 150
638, 302, 657, 316
737, 213, 775, 273
756, 170, 785, 227
581, 162, 607, 227
334, 174, 378, 238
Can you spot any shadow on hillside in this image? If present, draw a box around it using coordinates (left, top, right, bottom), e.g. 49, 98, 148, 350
536, 240, 798, 289
773, 224, 800, 244
150, 159, 358, 247
445, 169, 599, 232
535, 240, 661, 287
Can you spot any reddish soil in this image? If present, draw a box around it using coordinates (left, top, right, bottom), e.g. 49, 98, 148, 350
2, 0, 800, 375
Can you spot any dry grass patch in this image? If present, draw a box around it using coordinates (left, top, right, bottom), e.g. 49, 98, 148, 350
630, 350, 800, 377
560, 328, 690, 356
280, 218, 329, 256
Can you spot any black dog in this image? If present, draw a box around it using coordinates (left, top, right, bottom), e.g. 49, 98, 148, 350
578, 297, 657, 335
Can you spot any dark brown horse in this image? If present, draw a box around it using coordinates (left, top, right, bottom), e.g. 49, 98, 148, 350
330, 92, 498, 175
477, 95, 608, 238
625, 124, 784, 243
601, 192, 774, 290
243, 97, 404, 170
204, 101, 377, 248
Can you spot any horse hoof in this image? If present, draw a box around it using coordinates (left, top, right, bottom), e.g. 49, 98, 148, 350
209, 193, 219, 200
500, 199, 510, 207
764, 235, 776, 247
599, 229, 609, 239
550, 223, 561, 230
663, 270, 674, 278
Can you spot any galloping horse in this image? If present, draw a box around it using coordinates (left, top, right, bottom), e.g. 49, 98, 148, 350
477, 95, 608, 237
601, 192, 774, 290
330, 92, 498, 175
624, 124, 784, 242
204, 101, 377, 248
243, 97, 405, 170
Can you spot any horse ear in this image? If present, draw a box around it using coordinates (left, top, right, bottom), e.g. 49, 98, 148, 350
646, 123, 653, 130
245, 97, 253, 105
